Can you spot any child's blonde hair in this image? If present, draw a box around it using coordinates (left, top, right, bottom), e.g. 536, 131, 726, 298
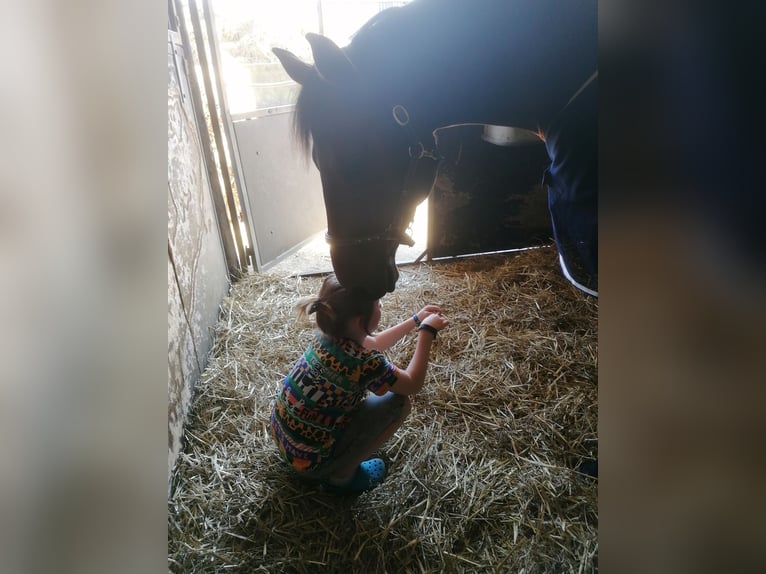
297, 274, 376, 337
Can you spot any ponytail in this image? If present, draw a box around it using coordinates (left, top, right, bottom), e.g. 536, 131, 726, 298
296, 296, 335, 321
296, 274, 375, 337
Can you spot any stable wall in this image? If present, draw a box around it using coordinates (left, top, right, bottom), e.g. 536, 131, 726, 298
168, 30, 230, 488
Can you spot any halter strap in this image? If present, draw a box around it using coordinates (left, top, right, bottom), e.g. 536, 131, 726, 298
392, 104, 442, 161
324, 228, 415, 248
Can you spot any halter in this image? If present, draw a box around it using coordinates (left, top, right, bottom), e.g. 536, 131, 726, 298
324, 228, 415, 247
324, 104, 443, 249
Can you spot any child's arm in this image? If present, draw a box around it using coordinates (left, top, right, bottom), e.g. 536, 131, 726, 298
363, 305, 441, 351
388, 312, 449, 395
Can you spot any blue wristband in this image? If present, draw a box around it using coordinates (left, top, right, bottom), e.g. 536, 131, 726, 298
412, 313, 421, 327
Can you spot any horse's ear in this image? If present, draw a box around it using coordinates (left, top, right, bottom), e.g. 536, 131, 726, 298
272, 47, 314, 86
305, 33, 356, 84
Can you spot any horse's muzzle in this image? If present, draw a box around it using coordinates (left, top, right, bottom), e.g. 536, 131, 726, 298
330, 244, 399, 299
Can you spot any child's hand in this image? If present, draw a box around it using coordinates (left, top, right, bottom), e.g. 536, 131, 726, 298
416, 305, 441, 324
421, 312, 448, 332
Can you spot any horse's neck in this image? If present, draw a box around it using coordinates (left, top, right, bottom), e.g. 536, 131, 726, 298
353, 0, 597, 135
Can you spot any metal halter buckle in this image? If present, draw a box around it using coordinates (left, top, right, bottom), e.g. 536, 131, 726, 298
392, 104, 410, 126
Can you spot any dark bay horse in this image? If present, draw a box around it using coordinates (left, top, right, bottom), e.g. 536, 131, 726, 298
274, 0, 597, 299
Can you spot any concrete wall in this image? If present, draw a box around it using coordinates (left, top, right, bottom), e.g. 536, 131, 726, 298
167, 31, 230, 487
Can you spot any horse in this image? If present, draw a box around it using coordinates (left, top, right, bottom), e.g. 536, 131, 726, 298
273, 0, 597, 299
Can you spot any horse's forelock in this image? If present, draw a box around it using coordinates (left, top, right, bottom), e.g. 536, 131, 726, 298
293, 87, 314, 158
293, 77, 357, 159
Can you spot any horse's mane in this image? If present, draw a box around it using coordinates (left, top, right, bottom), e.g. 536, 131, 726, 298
349, 5, 402, 43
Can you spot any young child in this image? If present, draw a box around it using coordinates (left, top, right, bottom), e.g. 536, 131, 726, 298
270, 274, 448, 494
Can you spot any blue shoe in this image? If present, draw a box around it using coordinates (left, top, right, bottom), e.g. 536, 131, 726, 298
322, 458, 387, 494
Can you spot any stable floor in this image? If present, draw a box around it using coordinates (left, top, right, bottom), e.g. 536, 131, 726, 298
168, 246, 598, 572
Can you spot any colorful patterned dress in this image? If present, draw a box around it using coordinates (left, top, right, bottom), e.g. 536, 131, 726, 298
270, 332, 398, 473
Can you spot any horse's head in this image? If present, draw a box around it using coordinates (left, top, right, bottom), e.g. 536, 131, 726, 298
273, 34, 439, 299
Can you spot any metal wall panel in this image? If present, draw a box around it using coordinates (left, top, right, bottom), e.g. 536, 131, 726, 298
233, 112, 326, 268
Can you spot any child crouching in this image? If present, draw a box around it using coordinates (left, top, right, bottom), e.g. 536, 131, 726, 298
270, 274, 447, 494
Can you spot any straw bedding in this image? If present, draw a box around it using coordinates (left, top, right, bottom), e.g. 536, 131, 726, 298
168, 246, 598, 573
